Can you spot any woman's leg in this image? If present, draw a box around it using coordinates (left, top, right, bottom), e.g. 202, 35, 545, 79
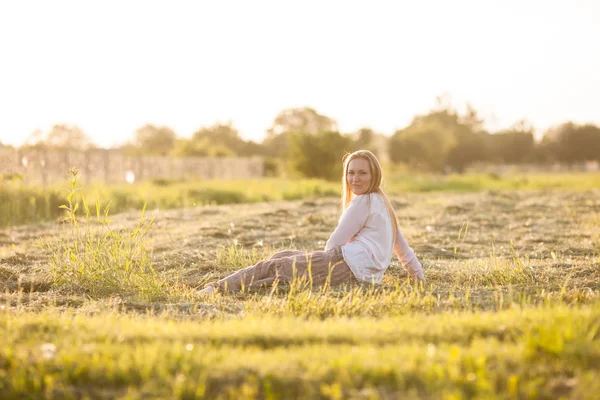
275, 246, 356, 287
205, 254, 293, 292
268, 249, 305, 260
202, 247, 355, 293
206, 263, 266, 292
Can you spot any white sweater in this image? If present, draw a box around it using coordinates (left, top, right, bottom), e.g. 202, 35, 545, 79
325, 193, 424, 284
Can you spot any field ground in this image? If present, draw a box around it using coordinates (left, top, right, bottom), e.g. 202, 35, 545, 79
1, 189, 599, 398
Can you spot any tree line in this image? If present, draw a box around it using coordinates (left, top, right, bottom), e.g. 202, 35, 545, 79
4, 101, 600, 179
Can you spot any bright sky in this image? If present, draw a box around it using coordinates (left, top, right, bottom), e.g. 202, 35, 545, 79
0, 0, 598, 148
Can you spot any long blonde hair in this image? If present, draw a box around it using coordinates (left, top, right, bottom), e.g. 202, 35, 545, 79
341, 150, 398, 245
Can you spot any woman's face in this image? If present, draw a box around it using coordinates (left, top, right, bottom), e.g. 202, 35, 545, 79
347, 157, 372, 196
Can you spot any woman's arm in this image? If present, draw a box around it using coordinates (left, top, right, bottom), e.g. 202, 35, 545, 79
325, 195, 369, 251
394, 227, 425, 281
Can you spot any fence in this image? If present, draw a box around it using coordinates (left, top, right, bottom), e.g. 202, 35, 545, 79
467, 161, 600, 174
0, 148, 264, 185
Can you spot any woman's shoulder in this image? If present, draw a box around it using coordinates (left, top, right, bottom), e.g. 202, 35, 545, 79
350, 193, 386, 211
350, 193, 375, 205
351, 192, 381, 201
362, 192, 386, 205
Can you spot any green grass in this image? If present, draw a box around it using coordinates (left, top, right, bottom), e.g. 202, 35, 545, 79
0, 178, 340, 228
2, 171, 600, 228
384, 170, 600, 192
1, 302, 599, 399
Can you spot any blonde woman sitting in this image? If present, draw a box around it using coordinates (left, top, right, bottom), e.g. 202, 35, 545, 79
198, 150, 424, 295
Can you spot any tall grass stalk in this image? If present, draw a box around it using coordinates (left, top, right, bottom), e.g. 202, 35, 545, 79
39, 169, 178, 300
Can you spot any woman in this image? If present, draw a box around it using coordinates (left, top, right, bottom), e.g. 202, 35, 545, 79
197, 150, 424, 295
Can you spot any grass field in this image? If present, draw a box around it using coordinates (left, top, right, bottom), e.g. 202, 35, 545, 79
1, 174, 599, 398
2, 170, 600, 228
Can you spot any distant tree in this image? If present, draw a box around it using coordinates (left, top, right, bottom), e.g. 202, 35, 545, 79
240, 140, 265, 157
447, 105, 489, 172
170, 137, 238, 158
389, 109, 456, 172
131, 124, 177, 156
349, 128, 389, 162
46, 124, 96, 150
170, 138, 211, 157
353, 128, 374, 149
389, 102, 487, 172
22, 125, 96, 150
263, 107, 338, 160
118, 142, 139, 156
287, 131, 353, 180
446, 129, 489, 172
390, 123, 457, 172
578, 124, 600, 162
267, 107, 338, 137
210, 144, 236, 158
190, 122, 263, 157
460, 103, 485, 132
541, 122, 600, 164
193, 123, 239, 152
487, 120, 536, 164
262, 131, 293, 158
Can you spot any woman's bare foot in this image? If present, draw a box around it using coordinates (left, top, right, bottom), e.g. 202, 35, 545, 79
409, 271, 425, 283
196, 285, 216, 296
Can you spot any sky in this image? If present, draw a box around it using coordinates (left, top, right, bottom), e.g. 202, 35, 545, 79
0, 0, 599, 148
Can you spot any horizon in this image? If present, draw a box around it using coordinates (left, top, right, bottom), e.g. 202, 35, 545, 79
1, 0, 599, 148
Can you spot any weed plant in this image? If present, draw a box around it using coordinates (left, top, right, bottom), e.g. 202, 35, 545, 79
38, 169, 181, 301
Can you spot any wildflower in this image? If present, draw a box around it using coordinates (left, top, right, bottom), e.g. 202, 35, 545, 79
427, 343, 436, 358
41, 343, 57, 360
